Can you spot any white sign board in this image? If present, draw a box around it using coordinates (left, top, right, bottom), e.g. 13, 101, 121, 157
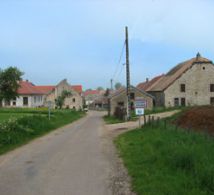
135, 108, 144, 116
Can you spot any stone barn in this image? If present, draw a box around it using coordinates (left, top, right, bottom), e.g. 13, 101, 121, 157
137, 53, 214, 107
109, 86, 154, 116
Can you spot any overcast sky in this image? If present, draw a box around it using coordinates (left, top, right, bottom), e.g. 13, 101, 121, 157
0, 0, 214, 89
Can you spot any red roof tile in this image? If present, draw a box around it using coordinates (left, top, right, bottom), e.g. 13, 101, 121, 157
17, 81, 83, 95
35, 86, 55, 94
71, 85, 83, 94
83, 90, 100, 96
18, 81, 44, 95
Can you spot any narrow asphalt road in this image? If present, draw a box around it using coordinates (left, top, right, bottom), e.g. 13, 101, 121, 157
0, 111, 116, 195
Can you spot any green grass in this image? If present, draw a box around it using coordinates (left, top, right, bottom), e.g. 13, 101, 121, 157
0, 109, 85, 155
103, 115, 124, 124
104, 107, 183, 124
115, 120, 214, 195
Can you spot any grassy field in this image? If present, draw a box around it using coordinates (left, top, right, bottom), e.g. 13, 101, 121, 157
0, 108, 85, 155
115, 118, 214, 195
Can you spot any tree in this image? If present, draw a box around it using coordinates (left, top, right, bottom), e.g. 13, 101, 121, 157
104, 88, 110, 97
0, 67, 23, 103
97, 86, 104, 91
55, 90, 72, 109
115, 82, 122, 90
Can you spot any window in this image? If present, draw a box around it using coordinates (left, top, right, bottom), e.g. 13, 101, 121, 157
5, 100, 10, 106
131, 102, 134, 110
130, 93, 135, 100
181, 98, 186, 106
23, 97, 28, 106
73, 98, 76, 103
210, 84, 214, 92
210, 97, 214, 105
117, 102, 124, 107
34, 96, 36, 103
180, 84, 185, 92
12, 98, 16, 106
203, 67, 205, 70
174, 98, 179, 107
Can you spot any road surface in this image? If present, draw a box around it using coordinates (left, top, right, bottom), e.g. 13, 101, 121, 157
0, 111, 122, 195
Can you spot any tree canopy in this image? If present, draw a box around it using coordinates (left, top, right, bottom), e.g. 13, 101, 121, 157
115, 82, 122, 90
0, 67, 23, 102
97, 86, 104, 91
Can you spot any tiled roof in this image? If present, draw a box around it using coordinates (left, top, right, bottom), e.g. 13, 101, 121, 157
35, 86, 55, 94
18, 81, 44, 95
84, 90, 100, 96
71, 85, 83, 94
148, 55, 213, 92
137, 74, 164, 91
109, 86, 154, 99
17, 81, 83, 95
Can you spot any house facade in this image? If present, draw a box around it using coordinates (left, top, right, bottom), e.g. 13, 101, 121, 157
109, 86, 153, 116
1, 81, 51, 108
1, 79, 83, 109
83, 90, 105, 106
45, 79, 83, 110
137, 53, 214, 107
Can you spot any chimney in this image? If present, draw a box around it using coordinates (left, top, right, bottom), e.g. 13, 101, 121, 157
146, 78, 149, 83
196, 52, 201, 60
26, 79, 29, 82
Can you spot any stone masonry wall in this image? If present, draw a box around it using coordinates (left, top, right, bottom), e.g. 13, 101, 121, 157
164, 63, 214, 107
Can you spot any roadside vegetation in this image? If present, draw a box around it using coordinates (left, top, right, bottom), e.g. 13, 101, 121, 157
104, 106, 183, 124
115, 106, 214, 195
0, 108, 85, 155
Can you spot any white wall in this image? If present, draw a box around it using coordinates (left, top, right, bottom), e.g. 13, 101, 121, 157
2, 95, 45, 108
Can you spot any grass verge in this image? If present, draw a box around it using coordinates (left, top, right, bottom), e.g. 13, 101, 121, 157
0, 110, 85, 155
115, 119, 214, 195
103, 115, 124, 124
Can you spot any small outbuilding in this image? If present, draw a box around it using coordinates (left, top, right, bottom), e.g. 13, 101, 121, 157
109, 86, 154, 116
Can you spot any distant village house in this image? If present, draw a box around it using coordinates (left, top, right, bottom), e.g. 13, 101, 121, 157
1, 79, 83, 109
109, 86, 154, 116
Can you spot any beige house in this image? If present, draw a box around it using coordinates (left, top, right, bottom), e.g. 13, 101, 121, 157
45, 79, 83, 110
137, 53, 214, 107
109, 86, 153, 116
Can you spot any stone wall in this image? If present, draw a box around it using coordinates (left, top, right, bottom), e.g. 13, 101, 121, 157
45, 79, 83, 110
164, 62, 214, 107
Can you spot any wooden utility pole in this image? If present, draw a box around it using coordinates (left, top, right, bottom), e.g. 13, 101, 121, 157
110, 79, 113, 90
125, 26, 131, 120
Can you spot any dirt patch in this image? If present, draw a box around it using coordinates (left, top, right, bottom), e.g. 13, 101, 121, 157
115, 127, 128, 131
175, 106, 214, 134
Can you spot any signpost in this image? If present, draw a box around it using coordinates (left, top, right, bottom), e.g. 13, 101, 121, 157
48, 101, 52, 120
135, 98, 147, 127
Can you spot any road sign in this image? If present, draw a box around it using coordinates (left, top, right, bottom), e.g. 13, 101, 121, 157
135, 98, 147, 108
135, 108, 144, 116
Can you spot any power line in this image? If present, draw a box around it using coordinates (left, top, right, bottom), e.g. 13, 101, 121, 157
114, 63, 125, 82
112, 41, 126, 80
